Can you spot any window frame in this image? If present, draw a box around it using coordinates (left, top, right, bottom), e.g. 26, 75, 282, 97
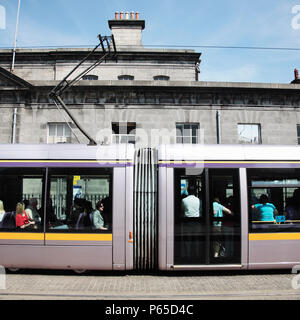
118, 75, 134, 81
46, 167, 113, 234
247, 168, 300, 233
111, 122, 136, 144
0, 167, 47, 233
237, 123, 262, 144
176, 122, 200, 144
153, 75, 170, 81
47, 122, 72, 144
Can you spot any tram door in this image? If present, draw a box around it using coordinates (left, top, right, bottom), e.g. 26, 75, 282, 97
174, 168, 241, 265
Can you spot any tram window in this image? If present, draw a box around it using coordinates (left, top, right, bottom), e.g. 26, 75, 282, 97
248, 169, 300, 233
0, 168, 45, 232
174, 168, 205, 265
174, 168, 241, 265
47, 168, 112, 233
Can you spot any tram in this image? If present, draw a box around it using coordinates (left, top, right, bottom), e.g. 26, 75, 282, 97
0, 143, 300, 272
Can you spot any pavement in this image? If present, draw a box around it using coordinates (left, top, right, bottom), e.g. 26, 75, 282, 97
0, 269, 300, 300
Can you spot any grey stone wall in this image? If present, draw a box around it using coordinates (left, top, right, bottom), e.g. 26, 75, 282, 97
1, 103, 300, 146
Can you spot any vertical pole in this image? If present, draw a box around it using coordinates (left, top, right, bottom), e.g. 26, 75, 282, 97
11, 0, 21, 72
216, 110, 221, 144
205, 168, 210, 264
11, 107, 17, 143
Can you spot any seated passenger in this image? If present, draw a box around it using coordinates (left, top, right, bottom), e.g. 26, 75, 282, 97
252, 194, 278, 222
25, 198, 41, 224
285, 189, 300, 221
0, 200, 5, 222
69, 197, 85, 227
181, 185, 201, 217
92, 201, 108, 230
15, 202, 35, 229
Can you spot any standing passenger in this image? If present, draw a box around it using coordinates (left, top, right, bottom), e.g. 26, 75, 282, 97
181, 185, 202, 217
212, 198, 233, 258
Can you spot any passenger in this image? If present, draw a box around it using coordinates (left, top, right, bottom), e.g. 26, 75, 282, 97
213, 198, 233, 225
0, 200, 5, 222
82, 200, 93, 228
180, 185, 202, 261
101, 196, 112, 227
15, 202, 35, 229
25, 198, 41, 224
285, 189, 300, 221
92, 201, 108, 230
181, 185, 202, 217
212, 198, 233, 258
252, 194, 278, 222
40, 198, 57, 228
69, 198, 85, 227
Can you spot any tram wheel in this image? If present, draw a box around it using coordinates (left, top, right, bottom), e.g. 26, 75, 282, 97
6, 268, 20, 273
73, 269, 86, 274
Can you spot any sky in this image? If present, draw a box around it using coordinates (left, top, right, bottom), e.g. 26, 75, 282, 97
0, 0, 300, 83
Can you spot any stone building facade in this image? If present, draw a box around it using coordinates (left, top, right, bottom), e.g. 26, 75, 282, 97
1, 13, 300, 147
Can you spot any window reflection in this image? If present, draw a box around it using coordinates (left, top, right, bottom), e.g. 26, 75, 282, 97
0, 168, 45, 232
248, 169, 300, 232
47, 168, 112, 233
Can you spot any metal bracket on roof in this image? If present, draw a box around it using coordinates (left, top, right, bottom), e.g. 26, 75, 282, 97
49, 34, 117, 146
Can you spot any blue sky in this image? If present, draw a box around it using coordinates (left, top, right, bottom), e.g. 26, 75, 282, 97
0, 0, 300, 83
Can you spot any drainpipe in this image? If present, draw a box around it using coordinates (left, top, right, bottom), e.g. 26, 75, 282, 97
11, 108, 17, 144
216, 110, 221, 144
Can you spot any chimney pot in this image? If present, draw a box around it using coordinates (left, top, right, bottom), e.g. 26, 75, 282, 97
125, 11, 129, 19
115, 12, 119, 20
295, 68, 299, 80
135, 12, 140, 20
120, 11, 124, 19
130, 11, 134, 20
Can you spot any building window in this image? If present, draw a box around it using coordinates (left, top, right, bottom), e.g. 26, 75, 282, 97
82, 75, 98, 80
297, 125, 300, 144
237, 124, 261, 144
48, 123, 72, 144
118, 75, 134, 80
112, 122, 136, 144
176, 123, 199, 144
153, 75, 170, 81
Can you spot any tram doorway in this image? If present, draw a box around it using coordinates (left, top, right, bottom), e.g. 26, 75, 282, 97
174, 168, 241, 265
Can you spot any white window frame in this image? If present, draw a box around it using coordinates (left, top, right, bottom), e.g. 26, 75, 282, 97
176, 123, 200, 144
237, 123, 261, 144
111, 122, 136, 144
47, 122, 72, 144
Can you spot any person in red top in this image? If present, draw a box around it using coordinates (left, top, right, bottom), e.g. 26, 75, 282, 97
15, 202, 35, 229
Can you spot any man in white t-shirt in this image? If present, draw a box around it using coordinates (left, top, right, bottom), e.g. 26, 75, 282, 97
181, 185, 201, 217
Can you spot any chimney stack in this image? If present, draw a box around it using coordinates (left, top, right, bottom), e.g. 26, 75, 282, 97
108, 12, 145, 49
291, 68, 300, 84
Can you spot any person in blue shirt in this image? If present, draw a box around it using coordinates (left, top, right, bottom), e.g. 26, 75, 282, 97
212, 198, 233, 258
252, 194, 278, 222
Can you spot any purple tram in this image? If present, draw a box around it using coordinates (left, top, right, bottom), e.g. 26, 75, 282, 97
0, 144, 134, 271
158, 144, 300, 270
0, 143, 300, 272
